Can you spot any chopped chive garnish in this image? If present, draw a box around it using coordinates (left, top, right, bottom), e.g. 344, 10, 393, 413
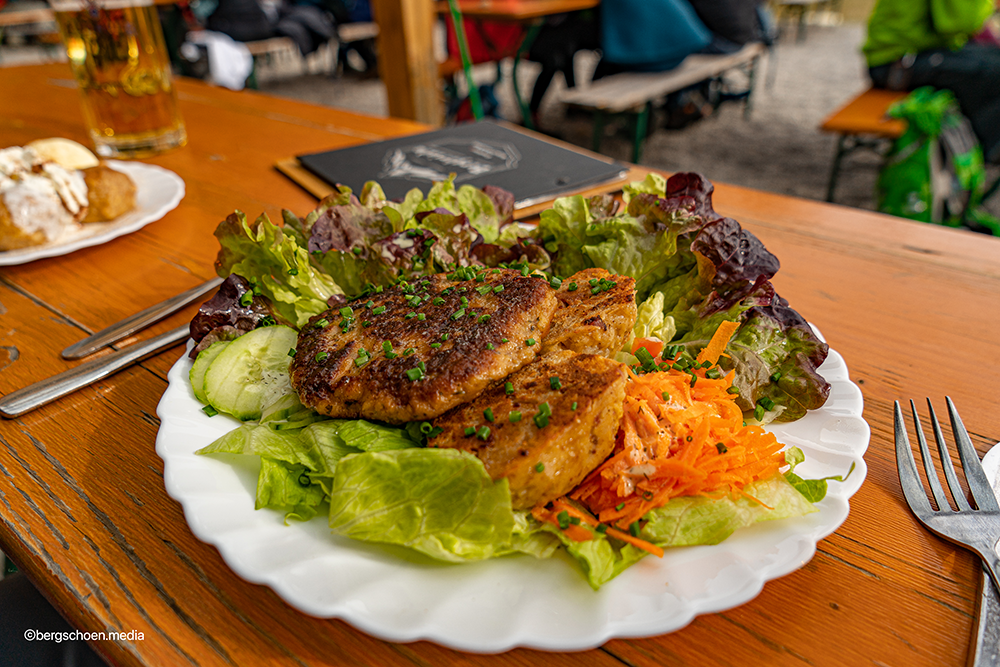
505, 381, 514, 395
525, 338, 536, 346
287, 268, 299, 275
549, 377, 562, 390
557, 511, 570, 529
534, 462, 544, 472
288, 348, 297, 357
567, 282, 578, 291
372, 305, 386, 315
404, 347, 415, 356
629, 522, 641, 537
758, 397, 776, 410
405, 312, 416, 319
534, 413, 549, 428
441, 333, 450, 341
571, 401, 578, 410
382, 341, 393, 353
478, 314, 491, 323
476, 426, 491, 440
661, 391, 670, 401
509, 411, 522, 423
202, 405, 219, 417
433, 297, 445, 305
493, 285, 504, 293
313, 318, 329, 328
464, 426, 476, 436
548, 276, 562, 289
753, 405, 765, 421
340, 307, 354, 318
596, 523, 608, 534
476, 285, 492, 296
770, 371, 782, 382
484, 407, 495, 422
430, 342, 442, 349
239, 292, 253, 307
615, 502, 625, 511
727, 386, 740, 395
406, 367, 424, 381
716, 442, 728, 454
352, 247, 362, 255
487, 343, 495, 350
451, 308, 466, 320
354, 354, 369, 367
315, 351, 329, 362
501, 337, 509, 343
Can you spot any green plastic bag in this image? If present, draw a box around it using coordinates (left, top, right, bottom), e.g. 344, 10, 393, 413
877, 87, 1000, 235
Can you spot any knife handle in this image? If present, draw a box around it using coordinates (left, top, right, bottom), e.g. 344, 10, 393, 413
0, 325, 190, 418
61, 277, 221, 360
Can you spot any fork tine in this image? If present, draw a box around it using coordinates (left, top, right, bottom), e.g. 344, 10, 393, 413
909, 400, 952, 511
946, 396, 1000, 512
925, 399, 972, 511
895, 401, 933, 515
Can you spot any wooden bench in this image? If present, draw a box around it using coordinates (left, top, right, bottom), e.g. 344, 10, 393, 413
244, 22, 379, 88
560, 41, 766, 163
819, 87, 907, 202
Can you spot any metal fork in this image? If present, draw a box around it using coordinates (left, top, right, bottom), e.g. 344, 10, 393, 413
895, 398, 1000, 665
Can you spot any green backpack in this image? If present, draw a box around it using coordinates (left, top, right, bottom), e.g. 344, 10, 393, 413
876, 86, 1000, 235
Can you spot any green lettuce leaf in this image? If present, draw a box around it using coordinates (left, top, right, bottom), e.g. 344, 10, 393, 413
214, 211, 341, 328
327, 448, 515, 562
538, 523, 649, 590
783, 446, 855, 503
256, 458, 326, 521
641, 474, 818, 547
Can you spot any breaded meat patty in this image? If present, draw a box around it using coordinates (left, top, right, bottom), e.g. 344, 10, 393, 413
430, 349, 628, 509
290, 268, 558, 423
542, 268, 637, 357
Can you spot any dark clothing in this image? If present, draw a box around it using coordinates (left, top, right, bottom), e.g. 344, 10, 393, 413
687, 0, 761, 46
869, 44, 1000, 162
0, 573, 108, 667
525, 11, 600, 113
206, 0, 273, 42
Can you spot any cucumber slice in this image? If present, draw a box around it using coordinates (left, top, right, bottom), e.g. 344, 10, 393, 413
189, 341, 231, 404
261, 392, 306, 423
203, 326, 299, 421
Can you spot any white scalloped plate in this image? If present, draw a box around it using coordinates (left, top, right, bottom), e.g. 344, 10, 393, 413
0, 161, 184, 266
155, 331, 868, 653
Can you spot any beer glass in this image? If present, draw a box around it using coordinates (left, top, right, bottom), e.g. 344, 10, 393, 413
51, 0, 187, 158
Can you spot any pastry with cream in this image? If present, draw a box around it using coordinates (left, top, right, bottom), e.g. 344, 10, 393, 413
0, 139, 137, 252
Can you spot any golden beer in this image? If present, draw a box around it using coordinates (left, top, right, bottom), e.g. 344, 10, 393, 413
52, 0, 186, 158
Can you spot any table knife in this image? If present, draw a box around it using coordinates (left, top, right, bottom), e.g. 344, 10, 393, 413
0, 325, 190, 419
61, 277, 221, 360
971, 443, 1000, 666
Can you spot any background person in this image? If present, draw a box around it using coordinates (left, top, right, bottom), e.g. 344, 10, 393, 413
863, 0, 1000, 163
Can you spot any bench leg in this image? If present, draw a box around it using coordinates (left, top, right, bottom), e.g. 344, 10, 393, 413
592, 110, 605, 155
632, 103, 650, 164
826, 134, 848, 202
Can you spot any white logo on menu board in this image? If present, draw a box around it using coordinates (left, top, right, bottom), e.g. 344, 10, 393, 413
379, 139, 521, 183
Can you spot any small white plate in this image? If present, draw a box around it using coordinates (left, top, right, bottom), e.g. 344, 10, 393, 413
0, 161, 184, 266
155, 333, 869, 653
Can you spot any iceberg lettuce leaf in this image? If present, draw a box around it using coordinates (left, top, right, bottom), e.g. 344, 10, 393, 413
328, 448, 515, 562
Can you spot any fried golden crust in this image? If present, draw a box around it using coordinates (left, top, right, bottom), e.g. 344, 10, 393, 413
542, 268, 637, 357
290, 269, 558, 423
430, 350, 627, 509
0, 199, 47, 250
81, 165, 136, 223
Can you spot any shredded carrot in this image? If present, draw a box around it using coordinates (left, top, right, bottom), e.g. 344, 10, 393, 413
569, 341, 786, 530
695, 319, 741, 366
631, 336, 664, 358
551, 498, 664, 557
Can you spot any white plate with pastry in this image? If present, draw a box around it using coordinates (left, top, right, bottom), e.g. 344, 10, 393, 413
0, 140, 184, 266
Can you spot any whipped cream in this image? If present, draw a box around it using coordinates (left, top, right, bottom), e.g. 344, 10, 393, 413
1, 145, 89, 242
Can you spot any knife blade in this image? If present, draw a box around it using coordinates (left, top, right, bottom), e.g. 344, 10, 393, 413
0, 325, 190, 418
970, 443, 1000, 666
61, 277, 221, 360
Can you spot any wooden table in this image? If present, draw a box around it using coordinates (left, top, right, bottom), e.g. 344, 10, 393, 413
3, 62, 1000, 667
